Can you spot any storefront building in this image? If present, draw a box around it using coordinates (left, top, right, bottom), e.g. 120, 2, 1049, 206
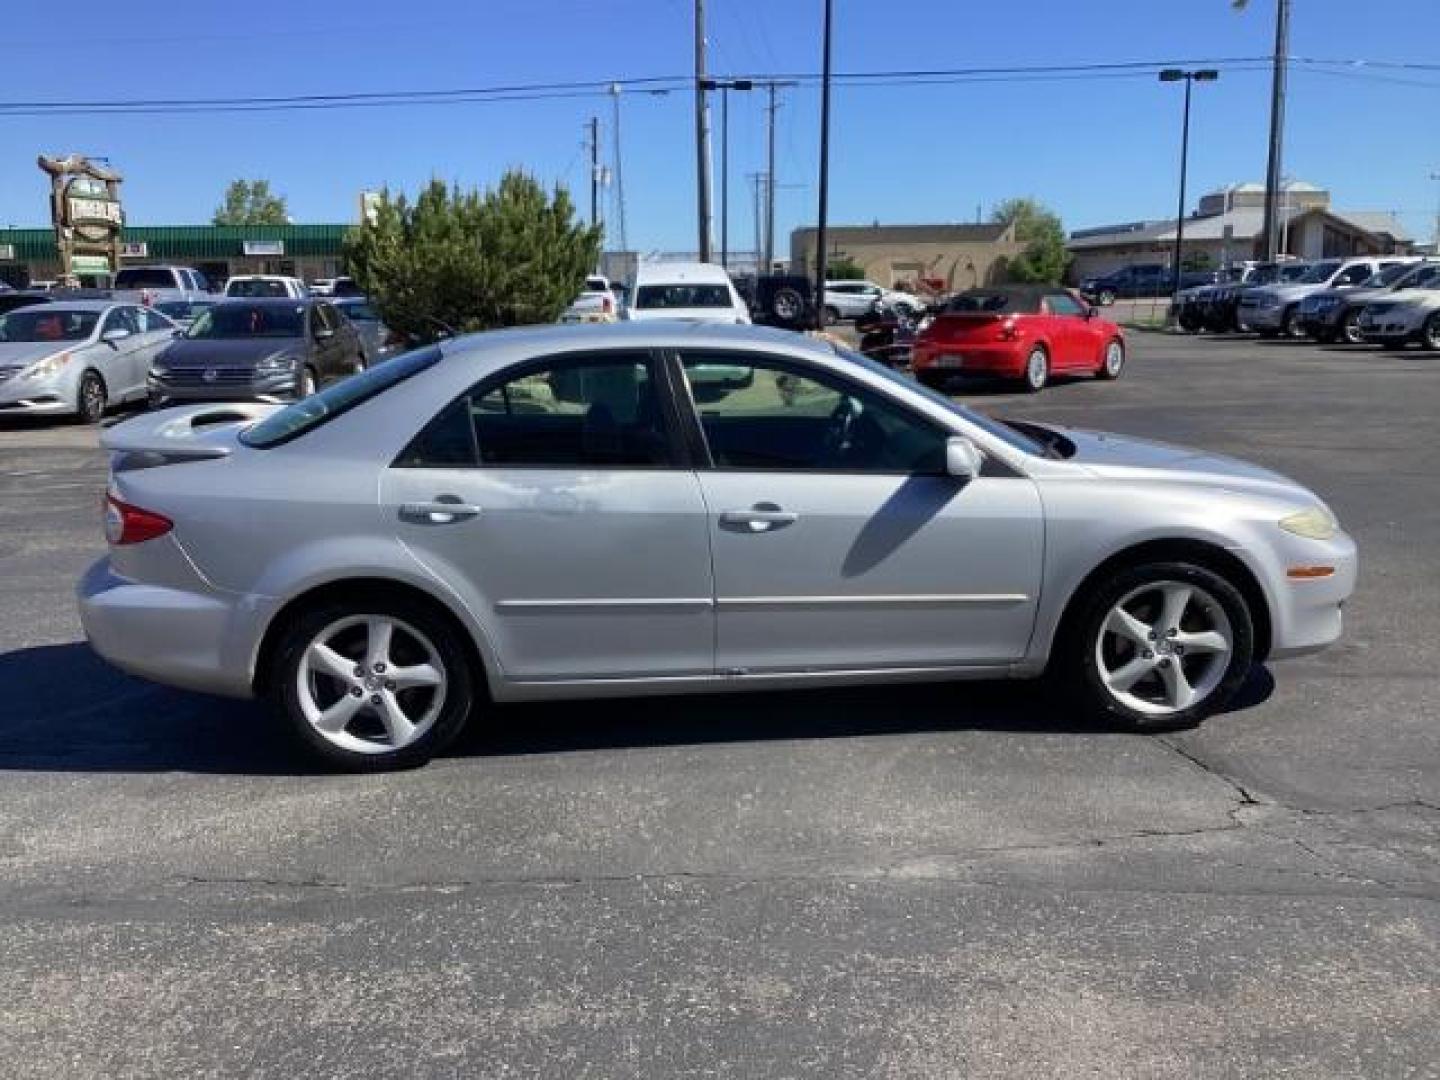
0, 224, 350, 289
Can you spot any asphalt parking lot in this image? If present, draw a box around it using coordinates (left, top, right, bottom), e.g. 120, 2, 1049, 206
1, 332, 1436, 1077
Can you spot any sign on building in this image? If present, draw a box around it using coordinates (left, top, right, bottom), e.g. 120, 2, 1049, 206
0, 244, 14, 261
119, 241, 149, 258
242, 240, 285, 256
38, 154, 124, 282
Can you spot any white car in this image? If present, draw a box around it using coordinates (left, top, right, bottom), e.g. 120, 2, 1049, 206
824, 280, 926, 322
559, 275, 620, 324
1359, 288, 1440, 350
622, 262, 750, 324
225, 275, 309, 300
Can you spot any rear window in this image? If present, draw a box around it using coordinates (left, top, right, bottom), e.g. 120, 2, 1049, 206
943, 291, 1039, 314
634, 284, 732, 309
114, 267, 178, 290
240, 345, 442, 449
186, 303, 304, 339
227, 279, 292, 298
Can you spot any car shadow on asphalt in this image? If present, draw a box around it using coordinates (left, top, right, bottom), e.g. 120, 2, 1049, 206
0, 641, 1275, 774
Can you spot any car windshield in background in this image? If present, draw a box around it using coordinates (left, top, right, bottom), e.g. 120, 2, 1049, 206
943, 292, 1035, 314
229, 280, 293, 298
241, 345, 443, 449
338, 302, 378, 321
156, 300, 213, 320
1369, 263, 1416, 287
1402, 264, 1440, 289
0, 308, 100, 342
634, 284, 731, 309
113, 268, 177, 289
186, 303, 304, 339
831, 344, 1050, 458
1296, 261, 1343, 284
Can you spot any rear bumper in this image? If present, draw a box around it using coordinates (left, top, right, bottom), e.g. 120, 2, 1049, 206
912, 341, 1025, 377
77, 557, 256, 698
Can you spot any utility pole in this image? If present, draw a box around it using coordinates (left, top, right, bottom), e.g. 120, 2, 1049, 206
761, 80, 798, 272
813, 0, 834, 326
694, 0, 714, 261
609, 84, 628, 254
587, 117, 600, 228
1259, 0, 1290, 261
749, 172, 767, 271
1430, 171, 1440, 252
700, 79, 753, 270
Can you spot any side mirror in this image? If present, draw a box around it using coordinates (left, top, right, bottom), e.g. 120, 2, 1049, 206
102, 329, 131, 346
945, 436, 984, 481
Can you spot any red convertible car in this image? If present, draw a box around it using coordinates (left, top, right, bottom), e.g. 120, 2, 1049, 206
911, 285, 1126, 393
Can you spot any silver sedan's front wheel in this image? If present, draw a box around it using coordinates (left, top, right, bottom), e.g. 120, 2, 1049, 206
270, 596, 476, 770
1096, 581, 1233, 717
1061, 561, 1255, 731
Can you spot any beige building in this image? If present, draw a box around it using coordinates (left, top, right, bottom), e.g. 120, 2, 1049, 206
1067, 181, 1413, 282
789, 222, 1024, 292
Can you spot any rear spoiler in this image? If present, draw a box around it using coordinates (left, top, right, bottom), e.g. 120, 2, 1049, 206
101, 402, 280, 465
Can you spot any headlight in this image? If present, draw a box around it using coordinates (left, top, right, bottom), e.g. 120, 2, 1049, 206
21, 352, 72, 380
1279, 506, 1338, 540
255, 354, 298, 374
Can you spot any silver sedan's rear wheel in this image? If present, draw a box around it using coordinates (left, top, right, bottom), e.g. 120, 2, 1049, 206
270, 595, 476, 770
1061, 561, 1255, 731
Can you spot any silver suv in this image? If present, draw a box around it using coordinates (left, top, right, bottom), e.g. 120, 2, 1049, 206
1238, 258, 1390, 338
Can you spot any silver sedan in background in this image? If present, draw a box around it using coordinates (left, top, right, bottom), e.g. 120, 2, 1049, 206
0, 300, 176, 422
333, 297, 404, 364
80, 324, 1356, 771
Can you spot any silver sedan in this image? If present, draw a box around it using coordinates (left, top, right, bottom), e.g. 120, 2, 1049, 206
79, 324, 1356, 770
0, 300, 177, 422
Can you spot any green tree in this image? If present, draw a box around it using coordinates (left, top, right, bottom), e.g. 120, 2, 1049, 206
825, 255, 864, 280
212, 179, 289, 226
990, 197, 1070, 284
344, 172, 601, 343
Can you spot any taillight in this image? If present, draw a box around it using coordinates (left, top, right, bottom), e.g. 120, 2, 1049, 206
104, 494, 173, 545
997, 317, 1020, 341
602, 295, 614, 315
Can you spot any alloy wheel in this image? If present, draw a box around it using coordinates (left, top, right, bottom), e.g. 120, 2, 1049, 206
1103, 341, 1124, 377
78, 373, 106, 423
1341, 310, 1364, 345
1025, 347, 1048, 391
295, 615, 447, 755
1094, 580, 1233, 717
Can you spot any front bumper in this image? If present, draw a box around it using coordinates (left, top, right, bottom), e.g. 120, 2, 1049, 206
1359, 313, 1424, 341
1239, 304, 1284, 330
1259, 528, 1359, 660
77, 557, 257, 698
148, 370, 299, 404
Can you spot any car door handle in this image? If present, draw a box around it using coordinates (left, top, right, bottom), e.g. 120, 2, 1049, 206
720, 506, 799, 533
399, 499, 481, 524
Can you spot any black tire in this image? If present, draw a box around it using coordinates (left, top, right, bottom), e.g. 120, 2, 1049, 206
1380, 340, 1406, 351
1422, 313, 1440, 351
267, 593, 477, 771
915, 369, 950, 392
76, 370, 106, 424
770, 287, 804, 327
1177, 312, 1202, 333
1055, 560, 1255, 733
1021, 345, 1049, 393
1097, 289, 1116, 307
1280, 306, 1303, 339
1096, 338, 1125, 381
1339, 309, 1364, 346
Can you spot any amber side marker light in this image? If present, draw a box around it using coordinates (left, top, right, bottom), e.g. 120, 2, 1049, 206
1287, 565, 1336, 580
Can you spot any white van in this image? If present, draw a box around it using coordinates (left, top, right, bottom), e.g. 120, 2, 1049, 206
622, 262, 750, 324
224, 275, 309, 299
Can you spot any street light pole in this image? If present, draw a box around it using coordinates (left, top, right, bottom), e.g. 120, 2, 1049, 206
1430, 171, 1440, 252
1259, 0, 1291, 261
694, 0, 714, 261
1160, 68, 1218, 309
701, 79, 753, 271
814, 0, 834, 328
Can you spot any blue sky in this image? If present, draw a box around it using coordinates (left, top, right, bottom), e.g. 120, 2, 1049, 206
2, 0, 1437, 251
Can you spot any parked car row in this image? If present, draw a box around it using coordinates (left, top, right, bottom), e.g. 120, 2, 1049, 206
0, 293, 401, 423
1173, 256, 1440, 348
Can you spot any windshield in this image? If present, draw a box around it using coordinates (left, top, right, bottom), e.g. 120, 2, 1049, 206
241, 345, 442, 448
114, 268, 177, 290
227, 279, 294, 298
634, 284, 731, 309
944, 291, 1039, 314
0, 308, 100, 342
1293, 261, 1340, 284
186, 303, 305, 339
337, 302, 378, 321
156, 300, 213, 320
831, 344, 1050, 457
1366, 263, 1415, 287
1395, 263, 1440, 290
